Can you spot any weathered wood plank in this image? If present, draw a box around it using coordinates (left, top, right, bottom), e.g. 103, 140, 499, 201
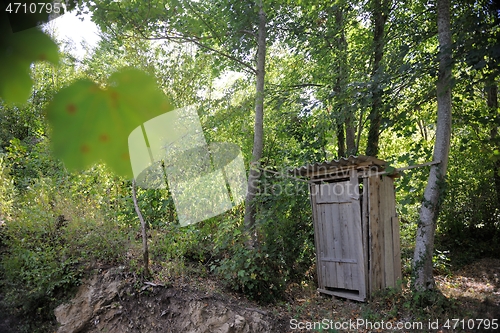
381, 176, 395, 287
317, 188, 330, 290
339, 201, 349, 290
362, 178, 370, 295
316, 182, 351, 203
320, 203, 330, 288
317, 186, 337, 289
384, 177, 402, 286
369, 176, 382, 292
317, 288, 366, 302
320, 258, 357, 263
392, 216, 402, 284
310, 184, 323, 289
309, 184, 324, 287
331, 199, 344, 289
350, 170, 366, 300
317, 205, 331, 287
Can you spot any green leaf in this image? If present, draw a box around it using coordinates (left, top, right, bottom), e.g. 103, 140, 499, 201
46, 68, 173, 178
385, 163, 396, 175
0, 26, 59, 104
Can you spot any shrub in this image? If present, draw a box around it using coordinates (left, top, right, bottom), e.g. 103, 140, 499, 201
0, 154, 15, 224
212, 177, 316, 304
214, 244, 285, 303
0, 176, 130, 331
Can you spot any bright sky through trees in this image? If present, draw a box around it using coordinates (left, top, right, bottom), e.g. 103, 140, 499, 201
44, 9, 100, 58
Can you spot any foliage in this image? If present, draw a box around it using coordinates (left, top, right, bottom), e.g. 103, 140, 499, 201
0, 154, 15, 221
0, 102, 45, 150
210, 175, 315, 303
0, 21, 59, 105
215, 244, 285, 303
4, 137, 63, 190
365, 284, 459, 324
142, 173, 315, 304
0, 175, 130, 330
0, 0, 499, 322
46, 68, 173, 178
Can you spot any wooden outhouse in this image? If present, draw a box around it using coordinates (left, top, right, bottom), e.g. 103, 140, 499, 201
292, 155, 401, 301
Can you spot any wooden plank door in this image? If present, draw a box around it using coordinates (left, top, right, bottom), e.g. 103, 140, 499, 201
312, 171, 366, 301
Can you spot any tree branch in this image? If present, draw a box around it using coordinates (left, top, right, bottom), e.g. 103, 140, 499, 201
132, 179, 150, 278
98, 4, 257, 75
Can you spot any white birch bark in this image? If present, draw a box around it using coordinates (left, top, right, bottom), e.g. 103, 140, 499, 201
413, 0, 452, 291
244, 1, 266, 247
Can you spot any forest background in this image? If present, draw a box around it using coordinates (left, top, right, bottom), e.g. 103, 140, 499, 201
0, 0, 499, 331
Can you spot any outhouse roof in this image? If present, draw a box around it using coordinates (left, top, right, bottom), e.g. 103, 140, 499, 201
291, 155, 388, 178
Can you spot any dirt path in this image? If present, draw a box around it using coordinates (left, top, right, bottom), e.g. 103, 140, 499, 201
436, 258, 500, 321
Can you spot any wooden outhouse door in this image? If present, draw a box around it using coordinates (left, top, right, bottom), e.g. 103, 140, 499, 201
310, 171, 367, 301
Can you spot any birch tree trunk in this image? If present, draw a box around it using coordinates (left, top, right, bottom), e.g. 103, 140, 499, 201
244, 1, 266, 247
413, 0, 452, 291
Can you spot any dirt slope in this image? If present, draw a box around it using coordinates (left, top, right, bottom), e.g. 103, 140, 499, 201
54, 267, 288, 333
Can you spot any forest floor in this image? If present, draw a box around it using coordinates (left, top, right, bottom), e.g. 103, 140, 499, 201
275, 257, 500, 332
0, 258, 499, 333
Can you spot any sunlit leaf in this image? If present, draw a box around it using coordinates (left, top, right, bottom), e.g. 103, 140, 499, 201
0, 25, 59, 104
46, 68, 173, 178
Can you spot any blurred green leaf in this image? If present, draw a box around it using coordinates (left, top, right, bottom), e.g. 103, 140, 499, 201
46, 68, 173, 178
0, 26, 59, 104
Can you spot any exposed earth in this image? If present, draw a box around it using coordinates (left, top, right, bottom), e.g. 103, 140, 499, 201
0, 258, 499, 333
53, 266, 288, 333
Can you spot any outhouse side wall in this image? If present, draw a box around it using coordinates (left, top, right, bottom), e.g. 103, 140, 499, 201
367, 175, 402, 293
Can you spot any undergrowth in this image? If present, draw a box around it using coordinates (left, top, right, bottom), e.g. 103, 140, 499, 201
0, 177, 131, 332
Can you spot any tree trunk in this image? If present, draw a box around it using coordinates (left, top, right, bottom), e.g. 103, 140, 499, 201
487, 84, 500, 207
365, 0, 389, 157
337, 121, 346, 157
243, 1, 266, 248
413, 0, 452, 292
345, 118, 356, 155
132, 179, 150, 278
333, 6, 355, 157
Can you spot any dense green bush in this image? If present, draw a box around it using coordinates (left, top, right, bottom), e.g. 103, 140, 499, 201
4, 138, 64, 191
0, 154, 15, 223
214, 244, 284, 303
436, 138, 500, 263
209, 176, 315, 303
0, 174, 130, 331
142, 173, 315, 304
150, 220, 214, 263
438, 177, 500, 264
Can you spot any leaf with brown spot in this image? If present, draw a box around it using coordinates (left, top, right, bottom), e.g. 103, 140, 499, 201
67, 104, 77, 114
46, 68, 173, 178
